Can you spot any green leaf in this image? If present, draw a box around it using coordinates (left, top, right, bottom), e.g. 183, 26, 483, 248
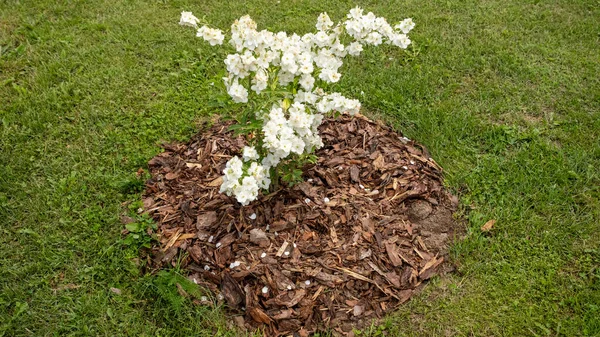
125, 223, 140, 232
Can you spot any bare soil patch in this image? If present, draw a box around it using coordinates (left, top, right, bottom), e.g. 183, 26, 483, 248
143, 115, 460, 336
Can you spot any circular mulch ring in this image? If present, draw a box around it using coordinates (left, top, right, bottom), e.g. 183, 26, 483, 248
142, 115, 460, 336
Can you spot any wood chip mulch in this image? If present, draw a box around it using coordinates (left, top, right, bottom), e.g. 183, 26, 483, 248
142, 115, 460, 336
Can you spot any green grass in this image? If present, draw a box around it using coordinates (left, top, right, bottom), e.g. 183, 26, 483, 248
1, 0, 599, 336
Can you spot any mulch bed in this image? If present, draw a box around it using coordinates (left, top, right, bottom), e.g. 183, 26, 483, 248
142, 114, 460, 336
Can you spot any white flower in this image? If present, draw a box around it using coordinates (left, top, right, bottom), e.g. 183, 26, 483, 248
347, 42, 363, 56
232, 176, 260, 205
391, 33, 411, 49
247, 162, 271, 189
251, 71, 268, 94
344, 19, 363, 39
224, 54, 244, 77
348, 7, 363, 20
305, 91, 319, 105
299, 74, 315, 91
278, 138, 292, 154
396, 18, 415, 34
179, 12, 200, 28
343, 98, 361, 115
227, 79, 248, 103
365, 31, 383, 46
312, 31, 331, 47
316, 98, 332, 113
281, 52, 295, 65
242, 146, 260, 161
224, 156, 243, 179
240, 50, 257, 71
330, 72, 341, 82
197, 26, 225, 46
249, 213, 257, 220
262, 286, 269, 294
299, 62, 314, 75
316, 12, 334, 31
320, 68, 341, 83
291, 139, 305, 154
330, 40, 346, 57
262, 154, 281, 168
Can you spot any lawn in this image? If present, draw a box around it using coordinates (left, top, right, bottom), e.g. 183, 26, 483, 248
1, 0, 599, 336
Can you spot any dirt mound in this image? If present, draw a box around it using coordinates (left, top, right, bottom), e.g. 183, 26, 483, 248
142, 115, 460, 336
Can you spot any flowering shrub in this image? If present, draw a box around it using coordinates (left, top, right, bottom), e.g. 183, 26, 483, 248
179, 8, 414, 205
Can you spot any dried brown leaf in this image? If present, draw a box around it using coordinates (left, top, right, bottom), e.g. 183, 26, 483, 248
221, 272, 244, 308
196, 211, 218, 229
207, 176, 223, 187
385, 242, 403, 267
186, 162, 202, 169
248, 307, 273, 324
272, 309, 294, 320
165, 172, 178, 180
373, 154, 385, 170
419, 256, 444, 280
350, 165, 360, 183
481, 219, 496, 232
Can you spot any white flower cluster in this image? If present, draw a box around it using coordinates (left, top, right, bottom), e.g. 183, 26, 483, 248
179, 11, 200, 28
219, 153, 271, 205
197, 26, 225, 46
261, 91, 361, 165
218, 89, 362, 205
179, 8, 414, 205
344, 8, 414, 48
